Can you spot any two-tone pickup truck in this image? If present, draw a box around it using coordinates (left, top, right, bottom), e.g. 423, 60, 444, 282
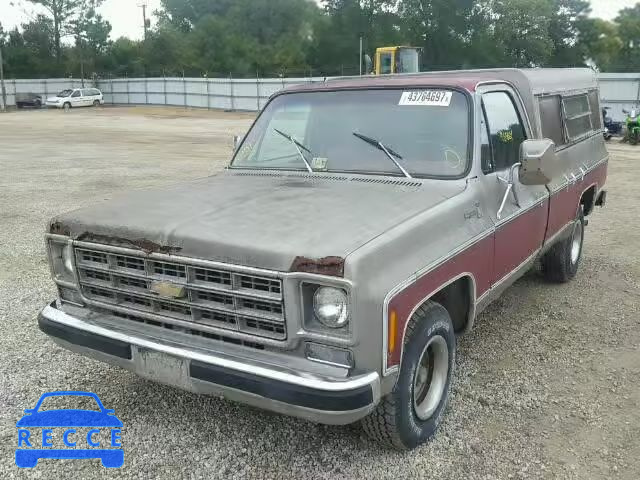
39, 68, 607, 449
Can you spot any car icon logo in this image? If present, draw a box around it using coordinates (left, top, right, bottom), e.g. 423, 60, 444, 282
15, 391, 123, 468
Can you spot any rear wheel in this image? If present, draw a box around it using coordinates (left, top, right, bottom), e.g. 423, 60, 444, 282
34, 99, 42, 108
542, 207, 585, 283
63, 102, 71, 111
362, 301, 455, 450
93, 100, 100, 107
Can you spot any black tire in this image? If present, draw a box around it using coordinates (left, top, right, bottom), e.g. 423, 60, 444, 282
541, 207, 585, 283
63, 102, 71, 111
362, 301, 455, 450
17, 102, 24, 109
34, 99, 42, 108
93, 100, 100, 107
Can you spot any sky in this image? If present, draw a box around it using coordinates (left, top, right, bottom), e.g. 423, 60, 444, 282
0, 0, 638, 41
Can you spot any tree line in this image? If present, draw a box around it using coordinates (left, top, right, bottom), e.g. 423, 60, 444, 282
1, 0, 640, 79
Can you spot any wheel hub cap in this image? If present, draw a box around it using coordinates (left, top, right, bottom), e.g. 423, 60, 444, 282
413, 336, 449, 421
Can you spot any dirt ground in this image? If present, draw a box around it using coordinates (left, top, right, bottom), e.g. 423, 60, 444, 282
0, 106, 638, 479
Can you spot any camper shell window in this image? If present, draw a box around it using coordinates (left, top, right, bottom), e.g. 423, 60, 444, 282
562, 94, 593, 141
539, 95, 566, 147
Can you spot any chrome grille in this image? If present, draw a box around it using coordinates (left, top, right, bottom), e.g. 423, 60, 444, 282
75, 246, 286, 341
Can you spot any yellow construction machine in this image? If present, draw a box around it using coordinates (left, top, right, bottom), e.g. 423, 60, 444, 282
374, 46, 421, 75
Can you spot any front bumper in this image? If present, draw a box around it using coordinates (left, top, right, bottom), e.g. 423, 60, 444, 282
38, 302, 380, 425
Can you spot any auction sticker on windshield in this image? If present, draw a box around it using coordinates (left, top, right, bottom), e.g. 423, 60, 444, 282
399, 90, 453, 107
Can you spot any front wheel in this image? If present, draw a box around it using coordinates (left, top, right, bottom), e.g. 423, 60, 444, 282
93, 100, 100, 107
63, 102, 71, 111
362, 301, 455, 450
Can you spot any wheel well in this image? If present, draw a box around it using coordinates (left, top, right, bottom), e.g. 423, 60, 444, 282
581, 185, 597, 216
429, 276, 474, 333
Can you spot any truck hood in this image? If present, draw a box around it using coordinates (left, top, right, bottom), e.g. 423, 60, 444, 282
51, 171, 465, 273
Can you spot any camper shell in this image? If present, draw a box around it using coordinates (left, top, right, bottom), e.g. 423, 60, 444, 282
38, 68, 607, 450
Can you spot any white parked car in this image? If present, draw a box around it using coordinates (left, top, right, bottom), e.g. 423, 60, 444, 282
46, 88, 104, 110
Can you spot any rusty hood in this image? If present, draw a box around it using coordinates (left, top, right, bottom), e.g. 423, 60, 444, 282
50, 171, 465, 273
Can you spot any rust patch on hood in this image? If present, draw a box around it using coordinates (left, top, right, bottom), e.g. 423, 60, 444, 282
49, 221, 71, 236
289, 256, 345, 277
76, 232, 182, 255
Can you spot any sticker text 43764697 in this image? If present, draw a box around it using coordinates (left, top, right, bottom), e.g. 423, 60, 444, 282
399, 90, 453, 107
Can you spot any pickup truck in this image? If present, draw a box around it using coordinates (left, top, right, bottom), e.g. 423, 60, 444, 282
39, 68, 608, 450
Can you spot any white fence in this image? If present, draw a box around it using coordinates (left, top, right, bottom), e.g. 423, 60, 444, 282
1, 78, 85, 107
97, 77, 324, 111
2, 74, 640, 119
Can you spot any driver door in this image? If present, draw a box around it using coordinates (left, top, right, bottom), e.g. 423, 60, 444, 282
477, 86, 549, 285
70, 89, 83, 107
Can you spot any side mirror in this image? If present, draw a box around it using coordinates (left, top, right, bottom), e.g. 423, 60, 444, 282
519, 139, 558, 186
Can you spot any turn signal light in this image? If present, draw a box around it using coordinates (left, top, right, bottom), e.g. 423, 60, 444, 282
389, 310, 398, 354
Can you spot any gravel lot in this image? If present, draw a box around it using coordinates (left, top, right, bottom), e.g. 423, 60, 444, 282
0, 106, 638, 479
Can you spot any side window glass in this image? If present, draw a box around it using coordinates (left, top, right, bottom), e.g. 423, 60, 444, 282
71, 90, 81, 98
562, 94, 592, 140
480, 108, 493, 174
539, 95, 565, 147
482, 92, 527, 171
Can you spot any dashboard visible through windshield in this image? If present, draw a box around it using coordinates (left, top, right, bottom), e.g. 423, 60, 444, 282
231, 89, 470, 178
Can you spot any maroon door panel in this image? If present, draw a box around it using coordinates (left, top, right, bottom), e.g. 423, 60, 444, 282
494, 200, 549, 281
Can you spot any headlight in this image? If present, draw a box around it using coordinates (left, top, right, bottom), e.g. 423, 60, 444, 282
62, 244, 74, 273
48, 240, 75, 282
313, 287, 349, 328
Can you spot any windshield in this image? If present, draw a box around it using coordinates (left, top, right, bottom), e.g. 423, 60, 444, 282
57, 89, 73, 97
232, 89, 469, 178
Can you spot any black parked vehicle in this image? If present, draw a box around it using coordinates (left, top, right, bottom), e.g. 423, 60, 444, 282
16, 93, 43, 109
602, 107, 622, 141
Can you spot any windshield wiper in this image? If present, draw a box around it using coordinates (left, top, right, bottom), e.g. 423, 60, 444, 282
352, 132, 412, 178
273, 128, 313, 173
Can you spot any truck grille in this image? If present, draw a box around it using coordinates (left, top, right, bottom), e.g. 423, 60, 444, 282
74, 246, 286, 341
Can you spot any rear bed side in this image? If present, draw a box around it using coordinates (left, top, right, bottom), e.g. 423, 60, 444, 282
536, 90, 608, 246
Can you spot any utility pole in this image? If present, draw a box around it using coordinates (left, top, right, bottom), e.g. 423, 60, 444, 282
79, 37, 85, 87
359, 35, 363, 76
0, 45, 6, 111
138, 1, 149, 41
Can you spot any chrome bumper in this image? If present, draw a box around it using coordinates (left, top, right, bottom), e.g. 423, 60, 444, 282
38, 302, 380, 425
